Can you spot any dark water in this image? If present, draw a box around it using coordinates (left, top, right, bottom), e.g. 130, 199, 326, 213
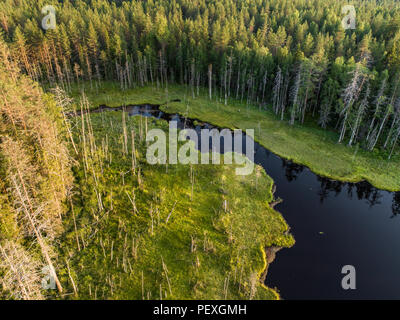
98, 104, 400, 299
255, 149, 400, 300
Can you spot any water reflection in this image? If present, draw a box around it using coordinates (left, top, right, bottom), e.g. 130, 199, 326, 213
160, 109, 400, 218
392, 192, 400, 218
281, 159, 304, 181
279, 157, 400, 217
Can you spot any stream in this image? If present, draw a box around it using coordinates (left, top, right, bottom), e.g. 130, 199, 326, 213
76, 103, 400, 299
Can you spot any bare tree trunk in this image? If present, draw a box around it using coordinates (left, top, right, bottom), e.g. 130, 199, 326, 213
228, 55, 232, 98
290, 67, 301, 125
236, 59, 241, 99
262, 70, 267, 107
367, 76, 387, 141
369, 104, 391, 150
349, 86, 369, 146
208, 64, 212, 100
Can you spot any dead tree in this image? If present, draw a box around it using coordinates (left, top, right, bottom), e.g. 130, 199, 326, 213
366, 76, 387, 142
289, 66, 302, 125
0, 241, 44, 300
338, 63, 366, 143
272, 67, 282, 115
1, 138, 64, 294
349, 84, 369, 146
208, 64, 212, 100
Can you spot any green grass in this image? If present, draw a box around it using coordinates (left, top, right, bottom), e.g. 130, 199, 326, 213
69, 81, 400, 191
60, 107, 293, 300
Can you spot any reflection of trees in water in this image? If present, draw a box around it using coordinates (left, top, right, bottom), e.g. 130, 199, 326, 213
281, 159, 304, 181
354, 181, 379, 204
392, 192, 400, 218
317, 178, 343, 203
364, 188, 383, 208
316, 177, 383, 207
280, 158, 400, 217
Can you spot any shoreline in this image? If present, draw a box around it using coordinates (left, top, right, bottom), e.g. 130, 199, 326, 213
70, 96, 398, 193
66, 82, 400, 192
160, 104, 400, 193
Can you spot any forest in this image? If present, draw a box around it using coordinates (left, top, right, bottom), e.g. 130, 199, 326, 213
1, 0, 400, 301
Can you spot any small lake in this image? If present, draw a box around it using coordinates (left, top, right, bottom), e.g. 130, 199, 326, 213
88, 103, 400, 299
255, 146, 400, 299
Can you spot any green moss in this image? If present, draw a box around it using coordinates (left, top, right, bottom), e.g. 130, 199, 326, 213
70, 81, 400, 191
61, 108, 293, 300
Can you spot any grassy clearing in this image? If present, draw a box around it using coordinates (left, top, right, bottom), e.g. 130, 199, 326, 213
60, 106, 293, 300
69, 81, 400, 191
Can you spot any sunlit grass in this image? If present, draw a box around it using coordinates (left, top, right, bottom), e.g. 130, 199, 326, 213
61, 106, 293, 300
